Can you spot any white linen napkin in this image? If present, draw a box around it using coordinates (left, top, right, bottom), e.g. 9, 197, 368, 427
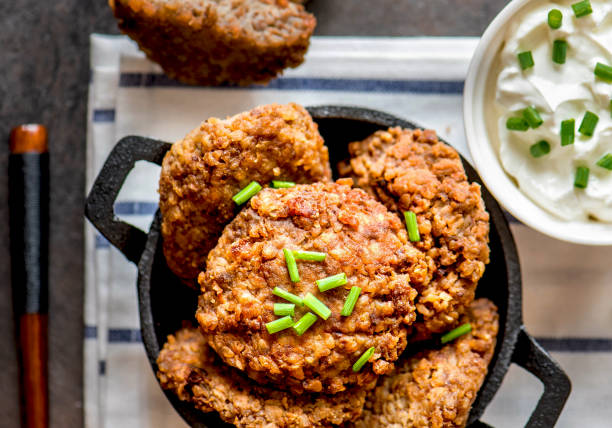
86, 34, 612, 428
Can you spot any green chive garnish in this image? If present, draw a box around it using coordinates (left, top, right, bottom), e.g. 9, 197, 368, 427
523, 106, 543, 128
293, 250, 326, 262
572, 0, 592, 18
352, 347, 375, 372
266, 316, 294, 334
530, 140, 551, 158
574, 166, 590, 189
271, 180, 295, 188
552, 40, 567, 65
518, 51, 534, 70
341, 286, 361, 316
440, 323, 472, 344
561, 119, 575, 146
232, 181, 262, 205
317, 273, 348, 292
293, 312, 317, 336
274, 303, 295, 317
594, 63, 612, 82
506, 117, 529, 131
273, 287, 303, 306
303, 293, 331, 320
596, 154, 612, 170
578, 111, 599, 137
403, 211, 420, 242
283, 248, 300, 282
548, 9, 562, 29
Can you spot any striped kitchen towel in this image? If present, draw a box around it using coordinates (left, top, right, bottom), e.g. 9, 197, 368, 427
86, 34, 612, 428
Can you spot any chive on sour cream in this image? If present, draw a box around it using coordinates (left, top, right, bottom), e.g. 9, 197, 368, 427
486, 0, 612, 222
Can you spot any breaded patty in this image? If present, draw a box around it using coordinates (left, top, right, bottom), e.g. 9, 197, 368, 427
157, 326, 367, 427
196, 181, 432, 394
339, 128, 490, 339
110, 0, 315, 86
159, 103, 331, 283
353, 298, 499, 428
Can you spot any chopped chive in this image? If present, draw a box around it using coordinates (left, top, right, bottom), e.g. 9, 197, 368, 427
352, 347, 375, 372
574, 166, 590, 189
572, 0, 592, 18
266, 316, 294, 334
293, 312, 317, 336
293, 250, 326, 262
317, 273, 348, 292
561, 119, 575, 146
518, 51, 534, 70
274, 303, 295, 317
523, 106, 543, 128
548, 9, 562, 29
273, 287, 303, 306
283, 248, 300, 283
271, 180, 295, 188
441, 323, 472, 344
232, 181, 262, 205
552, 40, 567, 65
596, 154, 612, 170
594, 63, 612, 82
341, 286, 362, 316
403, 211, 420, 242
530, 140, 551, 158
303, 293, 331, 320
506, 117, 530, 131
578, 111, 599, 137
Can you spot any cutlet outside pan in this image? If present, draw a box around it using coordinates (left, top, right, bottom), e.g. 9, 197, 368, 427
85, 105, 571, 428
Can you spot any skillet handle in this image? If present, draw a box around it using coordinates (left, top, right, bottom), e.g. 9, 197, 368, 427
85, 136, 171, 264
512, 327, 571, 427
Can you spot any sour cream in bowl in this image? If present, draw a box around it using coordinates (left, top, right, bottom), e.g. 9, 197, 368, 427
464, 0, 612, 244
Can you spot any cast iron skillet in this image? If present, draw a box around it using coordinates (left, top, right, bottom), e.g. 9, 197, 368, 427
85, 106, 571, 427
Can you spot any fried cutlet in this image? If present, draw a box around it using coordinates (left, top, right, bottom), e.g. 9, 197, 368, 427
159, 103, 331, 283
110, 0, 315, 86
196, 181, 431, 394
339, 128, 490, 339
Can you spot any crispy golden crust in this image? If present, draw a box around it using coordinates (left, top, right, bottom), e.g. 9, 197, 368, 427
159, 103, 331, 283
339, 128, 490, 339
353, 298, 499, 428
196, 181, 432, 394
157, 326, 367, 427
110, 0, 315, 86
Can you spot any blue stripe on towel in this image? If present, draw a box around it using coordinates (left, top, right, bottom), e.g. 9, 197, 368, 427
118, 73, 465, 94
114, 201, 158, 216
108, 328, 143, 343
537, 337, 612, 352
84, 325, 612, 352
93, 109, 116, 123
95, 234, 110, 249
84, 325, 98, 339
109, 200, 518, 224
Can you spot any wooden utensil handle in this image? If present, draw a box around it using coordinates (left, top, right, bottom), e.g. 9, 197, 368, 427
19, 314, 49, 428
9, 124, 49, 428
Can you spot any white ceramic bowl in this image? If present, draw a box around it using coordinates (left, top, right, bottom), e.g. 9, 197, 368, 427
463, 0, 612, 245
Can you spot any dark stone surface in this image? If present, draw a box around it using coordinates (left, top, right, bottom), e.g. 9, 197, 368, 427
0, 0, 508, 426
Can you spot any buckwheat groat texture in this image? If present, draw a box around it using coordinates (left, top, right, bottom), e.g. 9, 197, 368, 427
159, 103, 331, 283
157, 326, 367, 427
196, 181, 432, 394
353, 298, 499, 428
109, 0, 315, 86
339, 128, 490, 339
